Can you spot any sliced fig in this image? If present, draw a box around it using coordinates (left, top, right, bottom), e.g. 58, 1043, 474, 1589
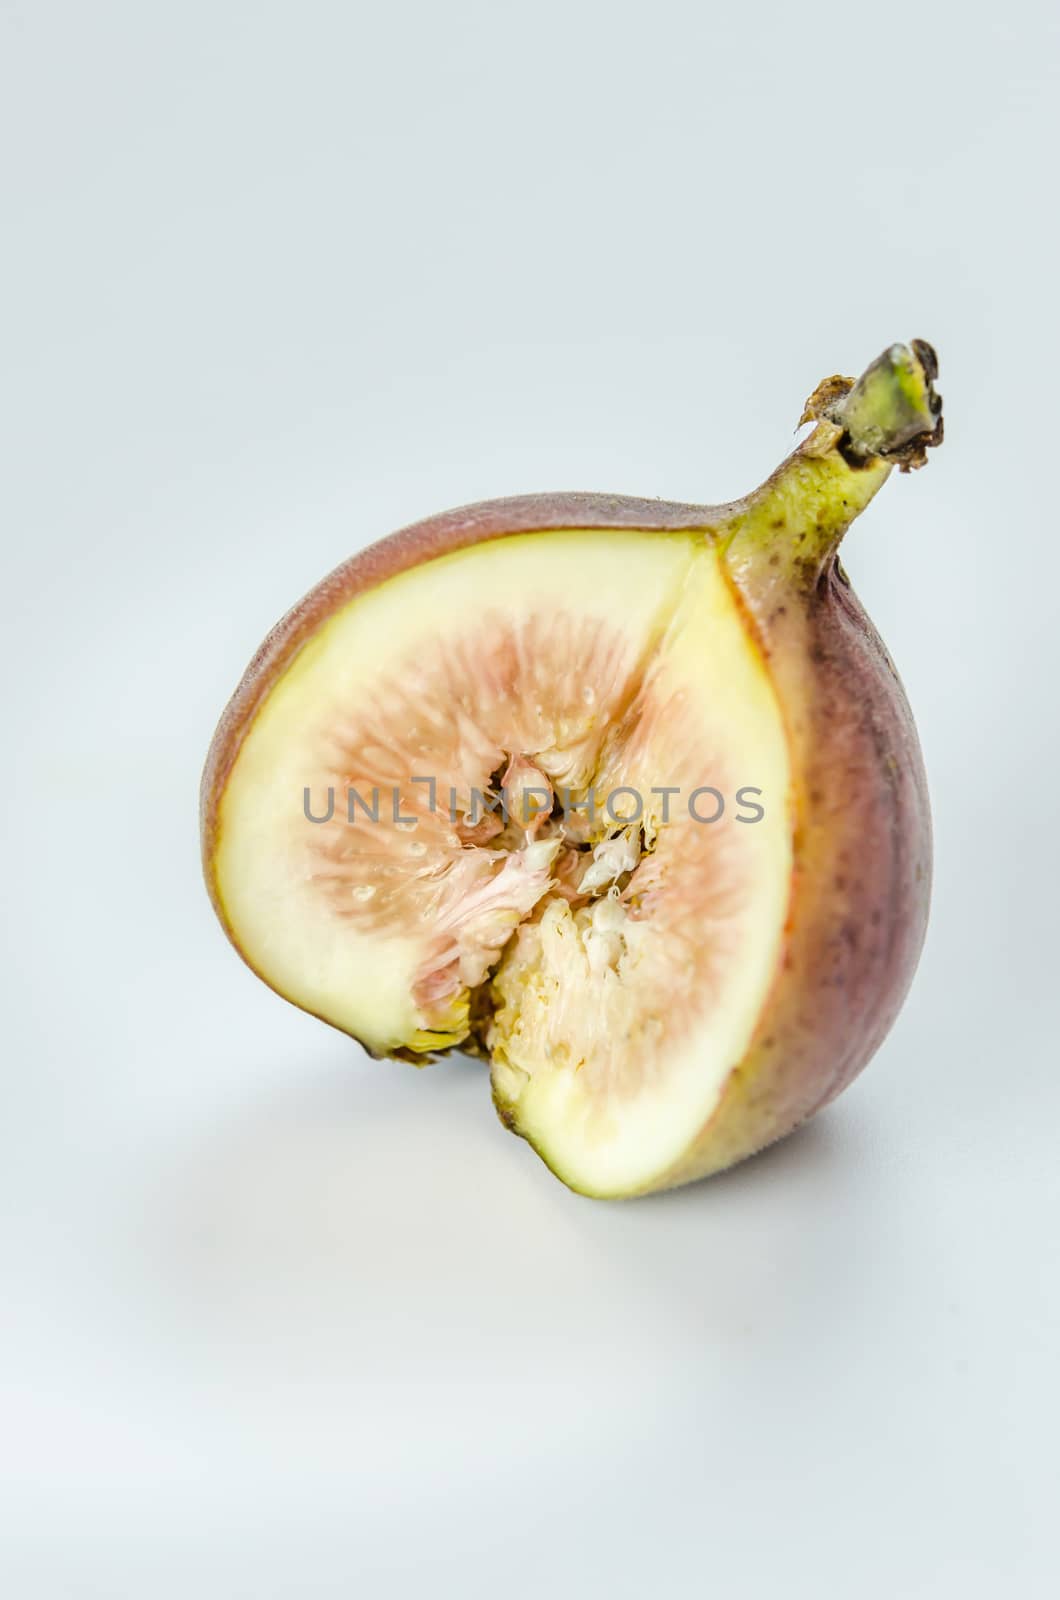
202, 340, 941, 1197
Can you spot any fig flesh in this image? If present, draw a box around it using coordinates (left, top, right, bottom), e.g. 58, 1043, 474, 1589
202, 341, 941, 1196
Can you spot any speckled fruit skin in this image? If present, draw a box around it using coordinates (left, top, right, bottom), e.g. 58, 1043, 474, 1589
202, 353, 937, 1194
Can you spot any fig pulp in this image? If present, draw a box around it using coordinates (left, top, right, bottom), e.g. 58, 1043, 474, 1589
202, 341, 941, 1196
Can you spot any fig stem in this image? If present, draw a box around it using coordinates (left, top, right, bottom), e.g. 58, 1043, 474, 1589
720, 339, 943, 587
831, 340, 943, 472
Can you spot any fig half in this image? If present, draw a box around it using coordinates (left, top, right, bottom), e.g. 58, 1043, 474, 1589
202, 341, 941, 1197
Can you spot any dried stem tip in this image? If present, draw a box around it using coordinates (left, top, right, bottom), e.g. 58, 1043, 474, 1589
833, 340, 944, 472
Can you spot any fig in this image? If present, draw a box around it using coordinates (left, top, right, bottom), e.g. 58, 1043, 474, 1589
202, 340, 942, 1197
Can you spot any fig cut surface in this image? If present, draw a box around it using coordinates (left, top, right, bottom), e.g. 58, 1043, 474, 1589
203, 341, 941, 1196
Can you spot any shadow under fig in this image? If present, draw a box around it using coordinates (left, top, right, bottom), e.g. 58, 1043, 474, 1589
134, 1038, 885, 1373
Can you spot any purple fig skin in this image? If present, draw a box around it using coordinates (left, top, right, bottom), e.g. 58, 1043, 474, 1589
662, 404, 936, 1185
202, 342, 941, 1190
661, 537, 932, 1184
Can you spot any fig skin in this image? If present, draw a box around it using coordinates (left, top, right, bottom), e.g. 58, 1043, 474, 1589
202, 341, 941, 1193
663, 510, 932, 1185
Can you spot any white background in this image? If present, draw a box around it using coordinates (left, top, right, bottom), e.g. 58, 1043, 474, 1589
2, 3, 1058, 1594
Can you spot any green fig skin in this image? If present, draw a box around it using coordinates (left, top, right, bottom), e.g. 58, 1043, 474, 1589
202, 342, 941, 1191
